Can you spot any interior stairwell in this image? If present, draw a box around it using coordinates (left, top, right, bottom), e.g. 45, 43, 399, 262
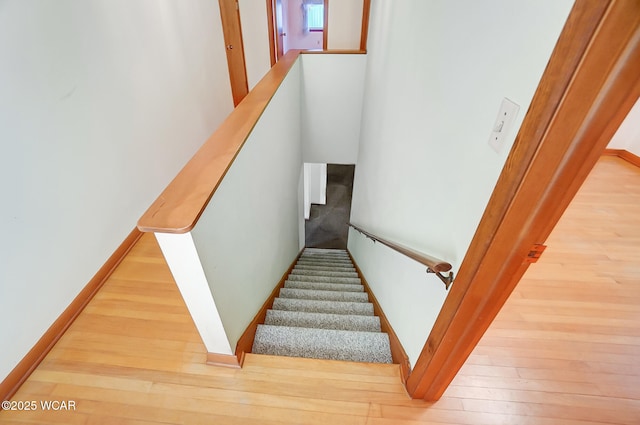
252, 248, 393, 363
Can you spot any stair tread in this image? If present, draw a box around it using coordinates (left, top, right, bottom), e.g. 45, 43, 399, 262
298, 254, 352, 260
265, 310, 381, 332
290, 269, 359, 278
298, 256, 352, 261
279, 288, 369, 302
284, 281, 364, 292
287, 274, 361, 284
272, 298, 374, 316
294, 265, 356, 272
303, 248, 348, 253
252, 325, 392, 364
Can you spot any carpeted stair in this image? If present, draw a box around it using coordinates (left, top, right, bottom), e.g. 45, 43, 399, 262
252, 248, 393, 364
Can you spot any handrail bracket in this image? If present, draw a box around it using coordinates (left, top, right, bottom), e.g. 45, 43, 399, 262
427, 268, 454, 290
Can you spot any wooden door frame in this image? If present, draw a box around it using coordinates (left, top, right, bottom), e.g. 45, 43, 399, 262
360, 0, 371, 51
266, 0, 277, 66
322, 0, 328, 50
267, 0, 371, 63
406, 0, 640, 400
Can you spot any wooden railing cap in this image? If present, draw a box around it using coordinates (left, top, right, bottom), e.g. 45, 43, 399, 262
138, 50, 366, 234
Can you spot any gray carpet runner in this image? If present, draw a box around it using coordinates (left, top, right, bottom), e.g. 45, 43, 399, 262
252, 248, 393, 364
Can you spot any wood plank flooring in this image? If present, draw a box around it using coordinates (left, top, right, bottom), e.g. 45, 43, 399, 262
1, 156, 639, 424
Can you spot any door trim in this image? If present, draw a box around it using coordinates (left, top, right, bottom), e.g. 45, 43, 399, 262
406, 0, 640, 400
360, 0, 371, 51
266, 0, 277, 66
322, 0, 329, 50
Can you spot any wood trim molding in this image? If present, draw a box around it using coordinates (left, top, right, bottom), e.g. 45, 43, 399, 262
322, 0, 329, 50
348, 251, 411, 384
603, 148, 640, 167
302, 49, 366, 55
360, 0, 371, 51
234, 249, 305, 364
137, 50, 301, 233
0, 228, 143, 401
602, 148, 624, 156
206, 352, 242, 369
266, 0, 276, 66
407, 0, 640, 400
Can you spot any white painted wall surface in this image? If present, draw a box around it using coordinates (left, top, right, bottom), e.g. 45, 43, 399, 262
155, 233, 233, 355
0, 0, 233, 382
607, 98, 640, 156
304, 163, 327, 219
301, 54, 366, 164
191, 61, 303, 351
327, 0, 363, 49
311, 163, 328, 205
349, 0, 574, 367
349, 227, 448, 358
239, 0, 272, 89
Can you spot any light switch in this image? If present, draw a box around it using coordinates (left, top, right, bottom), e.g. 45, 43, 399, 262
488, 98, 520, 153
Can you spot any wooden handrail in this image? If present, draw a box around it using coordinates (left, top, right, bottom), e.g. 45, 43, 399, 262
138, 49, 366, 234
348, 222, 454, 289
137, 50, 301, 233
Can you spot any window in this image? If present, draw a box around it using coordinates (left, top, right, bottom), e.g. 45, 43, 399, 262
306, 4, 324, 32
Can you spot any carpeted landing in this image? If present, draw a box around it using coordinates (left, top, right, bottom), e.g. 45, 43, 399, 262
252, 248, 393, 364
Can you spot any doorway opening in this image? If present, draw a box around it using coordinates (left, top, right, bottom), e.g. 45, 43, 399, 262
270, 0, 327, 63
304, 164, 355, 249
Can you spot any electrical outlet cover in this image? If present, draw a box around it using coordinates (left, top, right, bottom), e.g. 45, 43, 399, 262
488, 98, 520, 153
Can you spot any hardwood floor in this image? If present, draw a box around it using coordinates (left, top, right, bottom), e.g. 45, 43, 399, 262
1, 156, 639, 424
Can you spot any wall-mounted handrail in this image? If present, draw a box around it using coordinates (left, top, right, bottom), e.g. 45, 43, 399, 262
138, 49, 366, 234
348, 222, 454, 289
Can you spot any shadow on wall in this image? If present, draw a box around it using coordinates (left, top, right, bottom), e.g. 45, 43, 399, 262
305, 164, 355, 249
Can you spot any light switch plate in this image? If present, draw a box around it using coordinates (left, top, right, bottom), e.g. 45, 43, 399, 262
488, 98, 520, 153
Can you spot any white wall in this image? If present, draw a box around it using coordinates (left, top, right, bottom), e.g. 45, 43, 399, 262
0, 0, 233, 382
301, 54, 366, 164
327, 0, 363, 49
239, 0, 272, 89
191, 61, 303, 351
304, 163, 327, 219
607, 98, 640, 156
349, 0, 574, 367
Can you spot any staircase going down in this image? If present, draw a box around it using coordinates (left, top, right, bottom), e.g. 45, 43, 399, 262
252, 248, 393, 364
